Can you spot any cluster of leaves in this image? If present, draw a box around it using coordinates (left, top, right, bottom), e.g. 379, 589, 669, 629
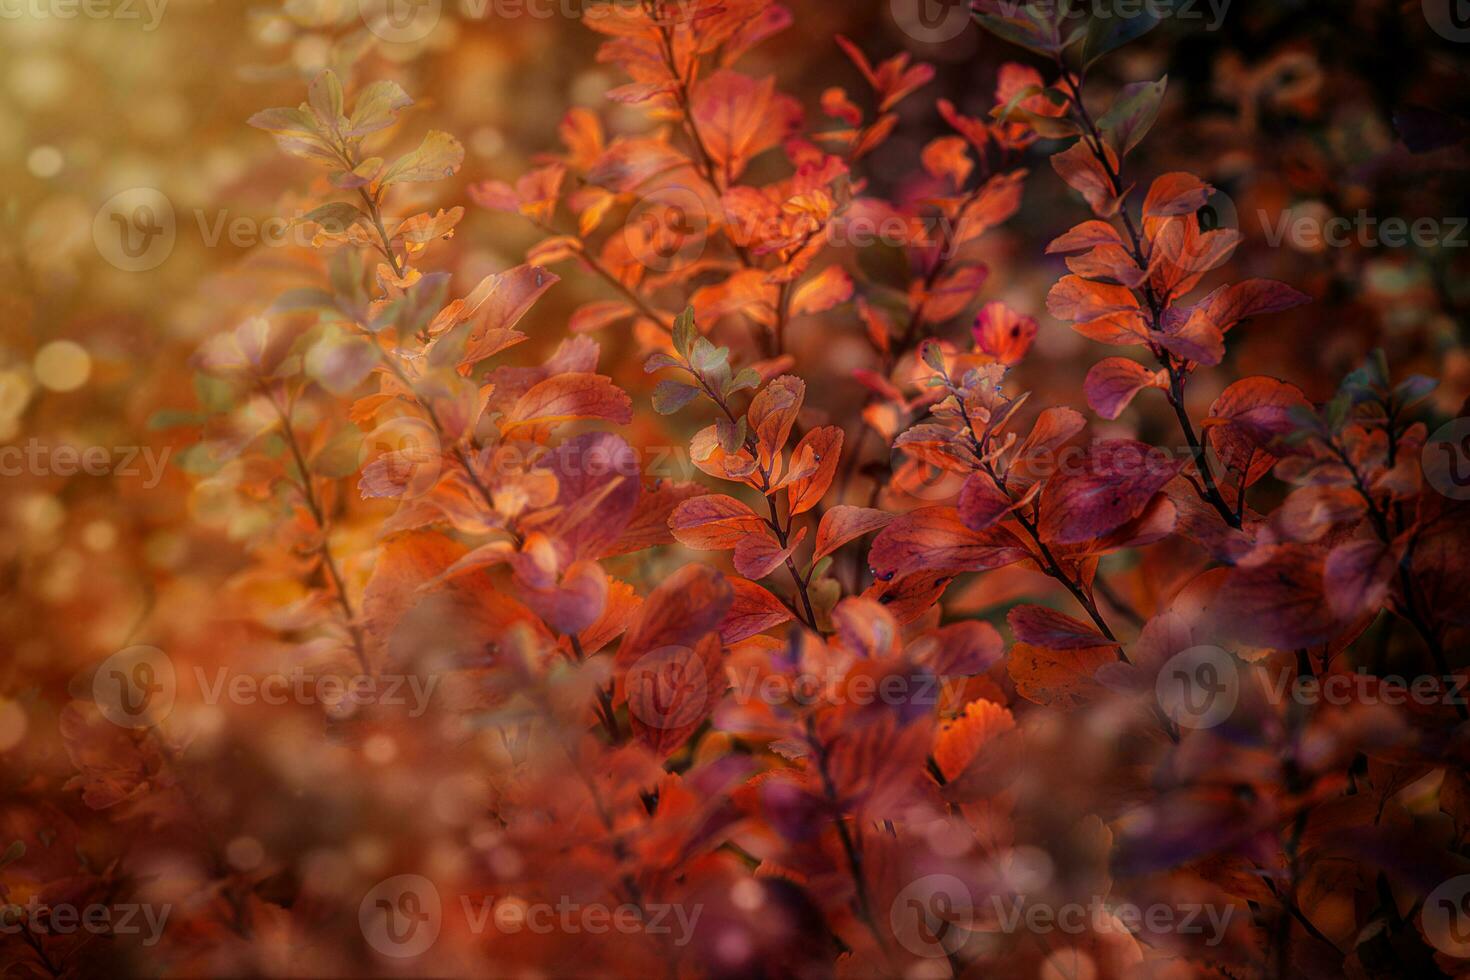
16, 1, 1469, 978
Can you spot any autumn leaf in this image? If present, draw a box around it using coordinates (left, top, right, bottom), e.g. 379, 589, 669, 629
1084, 357, 1160, 420
1037, 440, 1184, 545
719, 578, 794, 643
670, 494, 768, 550
785, 426, 843, 515
506, 373, 633, 429
973, 301, 1038, 366
869, 506, 1029, 579
813, 506, 894, 559
1008, 604, 1114, 650
691, 70, 801, 182
1009, 642, 1118, 708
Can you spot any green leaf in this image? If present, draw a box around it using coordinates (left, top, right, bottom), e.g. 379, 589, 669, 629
147, 409, 204, 431
193, 372, 235, 414
1084, 1, 1166, 68
346, 80, 413, 138
672, 307, 698, 358
1098, 75, 1166, 157
308, 70, 344, 134
305, 327, 379, 396
297, 202, 365, 236
921, 341, 947, 374
725, 367, 761, 396
1, 841, 24, 868
644, 352, 681, 373
690, 338, 728, 374
380, 131, 465, 186
310, 427, 365, 478
1392, 374, 1437, 409
717, 416, 748, 454
653, 380, 701, 415
972, 1, 1074, 56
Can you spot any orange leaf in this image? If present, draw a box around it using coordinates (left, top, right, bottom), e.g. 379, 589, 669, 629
670, 494, 768, 550
785, 426, 843, 515
814, 505, 894, 560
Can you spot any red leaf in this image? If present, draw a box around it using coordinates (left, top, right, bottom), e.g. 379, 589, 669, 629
1324, 537, 1398, 619
719, 578, 793, 643
733, 526, 805, 580
670, 494, 768, 550
748, 375, 805, 466
957, 471, 1014, 531
616, 564, 734, 671
691, 70, 801, 181
1215, 544, 1344, 648
1142, 172, 1211, 217
869, 506, 1029, 579
1007, 604, 1113, 650
1084, 357, 1158, 420
1205, 376, 1311, 486
786, 426, 843, 516
909, 621, 1004, 676
507, 372, 633, 428
1052, 139, 1122, 217
814, 505, 894, 559
973, 301, 1038, 366
1037, 440, 1185, 545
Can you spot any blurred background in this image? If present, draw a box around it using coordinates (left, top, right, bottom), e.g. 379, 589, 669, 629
1, 0, 1468, 974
